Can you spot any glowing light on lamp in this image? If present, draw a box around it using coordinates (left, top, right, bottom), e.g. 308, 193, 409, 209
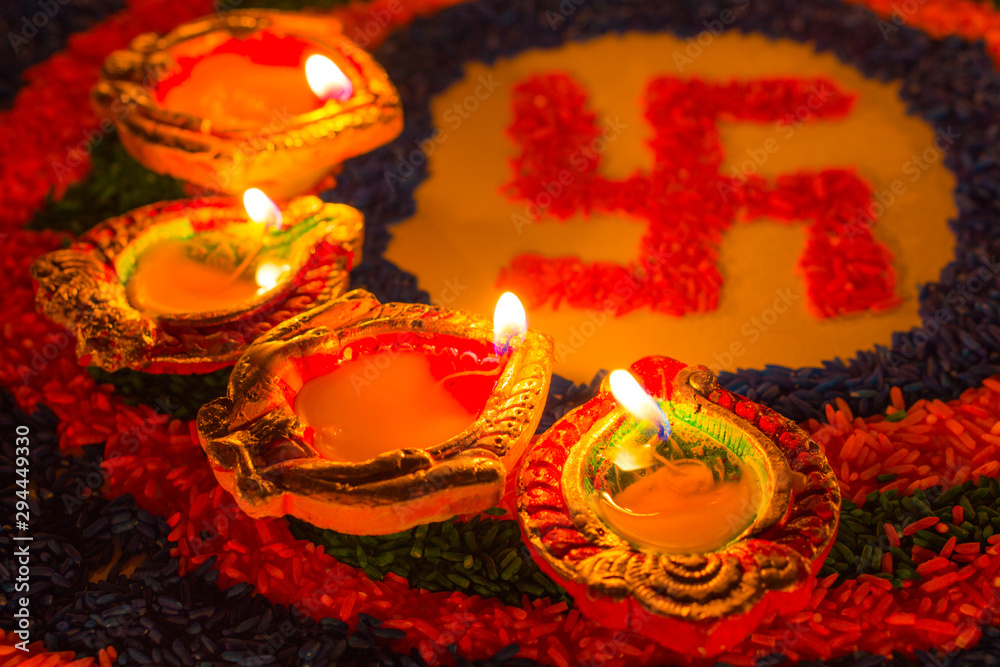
255, 262, 291, 294
608, 370, 672, 471
609, 369, 671, 439
612, 446, 655, 472
243, 188, 283, 230
305, 54, 354, 103
493, 292, 527, 354
225, 189, 285, 293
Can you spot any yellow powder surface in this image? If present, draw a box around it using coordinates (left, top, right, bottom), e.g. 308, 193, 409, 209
384, 32, 955, 381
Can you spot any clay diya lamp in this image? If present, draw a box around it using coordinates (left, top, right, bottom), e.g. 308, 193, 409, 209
91, 10, 403, 198
30, 192, 363, 373
196, 289, 554, 534
517, 356, 840, 657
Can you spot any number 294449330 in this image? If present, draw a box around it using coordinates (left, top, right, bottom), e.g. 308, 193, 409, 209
12, 425, 33, 652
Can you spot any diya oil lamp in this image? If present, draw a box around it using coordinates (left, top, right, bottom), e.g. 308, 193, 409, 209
517, 356, 840, 657
91, 10, 403, 198
196, 289, 554, 535
30, 192, 363, 374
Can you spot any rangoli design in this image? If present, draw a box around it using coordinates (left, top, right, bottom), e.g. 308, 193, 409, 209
500, 73, 900, 319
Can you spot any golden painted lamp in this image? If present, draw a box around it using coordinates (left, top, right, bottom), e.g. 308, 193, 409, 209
196, 290, 553, 534
517, 356, 840, 657
91, 10, 403, 198
30, 192, 363, 373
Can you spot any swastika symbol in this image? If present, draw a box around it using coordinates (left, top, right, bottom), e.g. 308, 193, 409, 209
498, 73, 900, 318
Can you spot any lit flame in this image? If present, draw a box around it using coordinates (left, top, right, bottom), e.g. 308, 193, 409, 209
608, 369, 671, 439
305, 54, 354, 103
255, 262, 290, 294
243, 188, 283, 230
493, 292, 527, 353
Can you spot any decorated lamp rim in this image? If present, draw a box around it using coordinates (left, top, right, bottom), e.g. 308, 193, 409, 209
29, 195, 363, 373
91, 10, 402, 143
517, 355, 841, 652
219, 290, 541, 463
197, 289, 554, 533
